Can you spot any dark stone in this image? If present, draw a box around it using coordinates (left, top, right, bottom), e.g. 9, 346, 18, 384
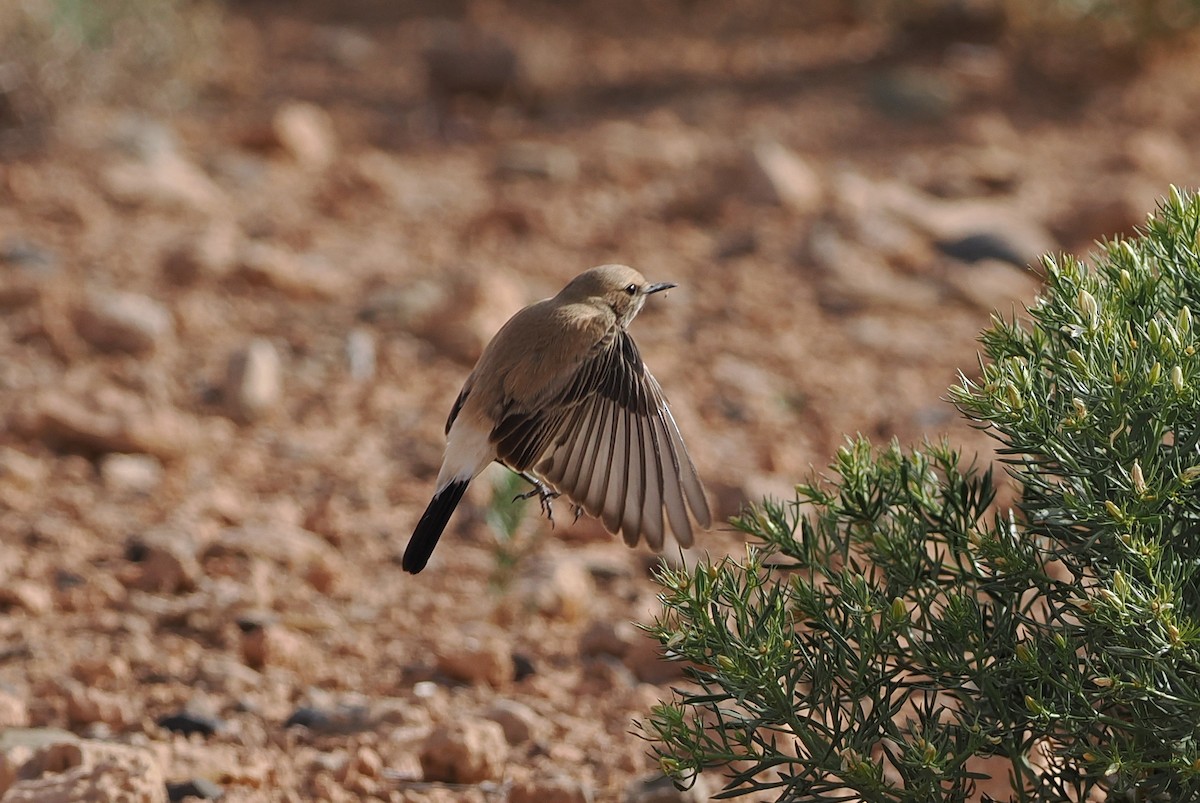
512, 652, 536, 681
166, 778, 224, 801
157, 711, 223, 737
284, 705, 329, 730
936, 232, 1028, 266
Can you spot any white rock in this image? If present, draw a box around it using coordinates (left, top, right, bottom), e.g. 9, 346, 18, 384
225, 338, 282, 422
100, 453, 163, 494
74, 291, 173, 354
272, 102, 338, 169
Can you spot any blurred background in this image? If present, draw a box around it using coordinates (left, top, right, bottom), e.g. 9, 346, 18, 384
1, 1, 1199, 800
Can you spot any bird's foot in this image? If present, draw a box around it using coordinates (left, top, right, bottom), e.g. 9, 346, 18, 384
514, 473, 560, 525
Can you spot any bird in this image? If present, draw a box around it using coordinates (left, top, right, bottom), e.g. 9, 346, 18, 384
402, 264, 711, 574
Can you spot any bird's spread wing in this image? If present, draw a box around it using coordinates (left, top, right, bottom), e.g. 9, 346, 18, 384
493, 330, 710, 549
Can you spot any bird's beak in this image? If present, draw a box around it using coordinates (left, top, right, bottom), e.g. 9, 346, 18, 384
644, 281, 677, 295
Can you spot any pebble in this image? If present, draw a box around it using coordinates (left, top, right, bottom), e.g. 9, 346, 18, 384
208, 522, 339, 569
224, 338, 282, 422
100, 453, 164, 494
272, 101, 338, 169
510, 774, 594, 803
283, 702, 372, 734
435, 631, 515, 687
518, 557, 596, 621
494, 142, 579, 182
23, 390, 196, 459
935, 231, 1029, 266
483, 699, 546, 745
0, 447, 47, 489
742, 141, 823, 214
166, 778, 224, 801
101, 151, 225, 215
345, 328, 376, 381
418, 719, 508, 784
423, 26, 521, 100
942, 259, 1042, 313
0, 581, 53, 616
121, 527, 203, 594
63, 680, 130, 728
161, 223, 240, 285
157, 710, 224, 738
0, 237, 58, 273
868, 67, 959, 121
74, 290, 174, 354
0, 686, 28, 728
237, 242, 347, 300
579, 619, 638, 658
1, 736, 166, 803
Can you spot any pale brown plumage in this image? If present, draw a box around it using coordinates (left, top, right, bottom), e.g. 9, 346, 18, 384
403, 264, 710, 573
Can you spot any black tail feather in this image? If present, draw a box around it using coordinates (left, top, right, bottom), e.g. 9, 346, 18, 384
403, 480, 470, 574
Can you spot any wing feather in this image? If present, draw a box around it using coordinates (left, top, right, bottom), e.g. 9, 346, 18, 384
510, 329, 708, 550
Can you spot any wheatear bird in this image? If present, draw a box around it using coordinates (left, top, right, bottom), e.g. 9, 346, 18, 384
403, 264, 711, 574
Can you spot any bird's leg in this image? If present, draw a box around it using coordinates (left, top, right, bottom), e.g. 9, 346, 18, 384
514, 471, 560, 525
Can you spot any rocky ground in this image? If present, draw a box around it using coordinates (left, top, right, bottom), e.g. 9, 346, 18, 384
2, 2, 1200, 801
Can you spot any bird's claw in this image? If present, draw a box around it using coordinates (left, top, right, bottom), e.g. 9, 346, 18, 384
514, 475, 560, 526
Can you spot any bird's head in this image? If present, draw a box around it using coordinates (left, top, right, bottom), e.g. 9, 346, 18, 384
558, 264, 677, 327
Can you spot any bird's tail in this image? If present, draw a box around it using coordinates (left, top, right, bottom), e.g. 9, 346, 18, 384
402, 480, 470, 574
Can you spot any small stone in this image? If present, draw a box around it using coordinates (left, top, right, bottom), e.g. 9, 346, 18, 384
518, 557, 596, 621
166, 777, 224, 801
0, 686, 28, 727
74, 290, 173, 354
238, 618, 311, 672
512, 652, 537, 681
21, 390, 197, 459
742, 141, 823, 214
101, 151, 225, 215
483, 699, 546, 745
419, 719, 508, 784
625, 772, 713, 803
423, 27, 521, 100
2, 739, 165, 803
122, 527, 202, 594
935, 232, 1030, 267
436, 631, 514, 687
943, 259, 1042, 312
157, 710, 224, 737
237, 243, 347, 300
868, 68, 959, 121
63, 680, 130, 728
511, 774, 594, 803
272, 102, 338, 169
0, 448, 47, 490
0, 237, 57, 273
161, 223, 240, 284
283, 702, 371, 734
0, 581, 52, 615
100, 453, 164, 494
345, 328, 376, 381
494, 142, 579, 182
209, 522, 339, 568
579, 619, 638, 659
224, 338, 282, 422
400, 267, 526, 364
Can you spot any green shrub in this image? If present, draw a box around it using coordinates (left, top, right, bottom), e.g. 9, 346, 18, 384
646, 186, 1200, 801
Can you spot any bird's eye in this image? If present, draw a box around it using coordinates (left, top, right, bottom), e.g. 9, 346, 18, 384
624, 283, 638, 295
